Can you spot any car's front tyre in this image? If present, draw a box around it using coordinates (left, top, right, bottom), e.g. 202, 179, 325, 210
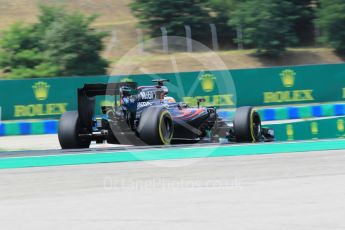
233, 106, 261, 142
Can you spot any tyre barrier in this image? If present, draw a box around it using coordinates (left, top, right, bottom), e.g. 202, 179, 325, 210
0, 120, 57, 136
259, 103, 345, 121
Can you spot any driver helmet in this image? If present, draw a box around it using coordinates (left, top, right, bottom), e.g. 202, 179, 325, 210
164, 96, 176, 103
120, 86, 132, 97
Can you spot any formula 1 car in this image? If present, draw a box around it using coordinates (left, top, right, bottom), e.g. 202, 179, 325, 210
58, 79, 274, 149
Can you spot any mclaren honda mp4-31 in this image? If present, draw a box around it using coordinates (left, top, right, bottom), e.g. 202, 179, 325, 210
58, 79, 274, 149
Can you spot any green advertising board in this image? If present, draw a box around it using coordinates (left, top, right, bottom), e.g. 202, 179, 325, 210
231, 63, 345, 107
0, 70, 236, 120
0, 76, 107, 121
267, 116, 345, 141
1, 63, 345, 121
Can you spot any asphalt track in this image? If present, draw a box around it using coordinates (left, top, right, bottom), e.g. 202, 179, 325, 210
1, 140, 345, 229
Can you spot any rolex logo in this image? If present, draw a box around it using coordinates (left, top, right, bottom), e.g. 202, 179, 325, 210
280, 69, 296, 88
311, 122, 319, 135
286, 124, 294, 141
120, 77, 133, 83
337, 119, 344, 133
199, 73, 216, 92
32, 81, 50, 101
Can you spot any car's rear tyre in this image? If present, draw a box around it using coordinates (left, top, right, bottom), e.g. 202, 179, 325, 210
137, 106, 174, 145
233, 106, 261, 142
58, 111, 91, 149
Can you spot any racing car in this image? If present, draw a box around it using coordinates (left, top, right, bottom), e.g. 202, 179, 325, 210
58, 79, 274, 149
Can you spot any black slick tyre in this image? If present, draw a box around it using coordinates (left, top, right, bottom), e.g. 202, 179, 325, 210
58, 111, 91, 149
137, 106, 174, 145
233, 106, 261, 142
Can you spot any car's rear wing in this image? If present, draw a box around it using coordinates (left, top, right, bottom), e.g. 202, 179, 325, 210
78, 82, 137, 97
77, 82, 137, 131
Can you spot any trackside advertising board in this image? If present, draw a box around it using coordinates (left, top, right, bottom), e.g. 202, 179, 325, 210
271, 116, 345, 141
0, 63, 345, 120
2, 116, 345, 142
